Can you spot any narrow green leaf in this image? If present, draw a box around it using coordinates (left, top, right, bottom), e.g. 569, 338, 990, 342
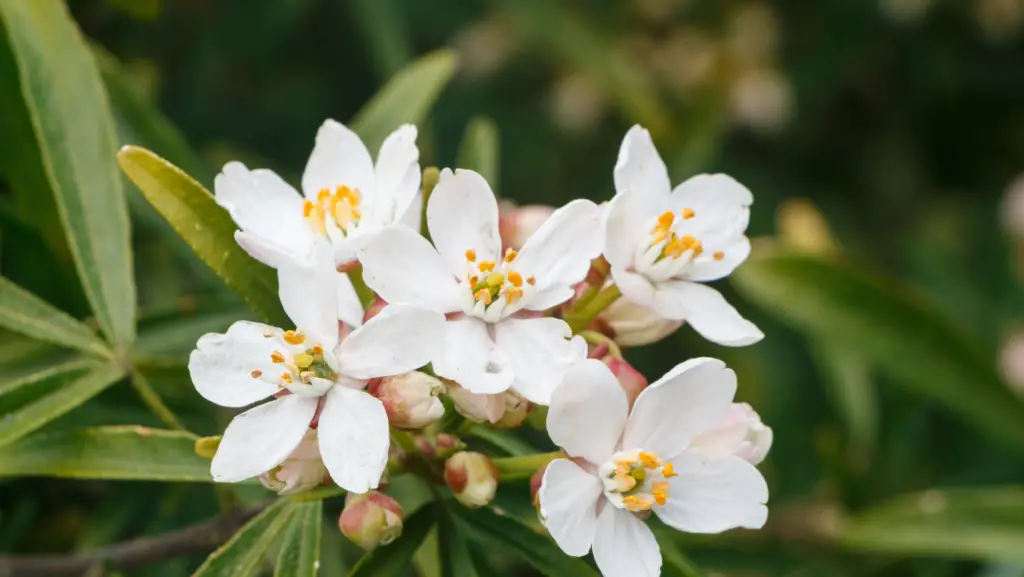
117, 146, 288, 326
454, 506, 599, 577
129, 368, 186, 431
438, 511, 477, 577
0, 358, 94, 398
349, 502, 439, 577
194, 499, 296, 577
0, 425, 211, 480
841, 486, 1024, 563
654, 528, 704, 577
0, 277, 108, 357
731, 250, 1024, 449
809, 344, 877, 456
456, 117, 500, 191
0, 0, 136, 348
350, 50, 457, 154
0, 363, 124, 449
275, 500, 324, 577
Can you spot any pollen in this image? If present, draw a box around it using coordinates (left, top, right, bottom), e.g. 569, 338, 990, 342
639, 451, 662, 469
691, 240, 704, 257
657, 211, 675, 229
281, 373, 293, 384
270, 351, 286, 364
303, 199, 315, 217
682, 207, 695, 219
507, 271, 523, 287
465, 249, 477, 262
662, 463, 677, 478
505, 287, 524, 304
478, 261, 496, 273
713, 251, 725, 261
504, 248, 518, 262
652, 481, 670, 505
474, 289, 492, 305
622, 495, 653, 512
527, 276, 536, 286
283, 330, 305, 345
311, 345, 324, 355
250, 370, 263, 379
468, 275, 479, 286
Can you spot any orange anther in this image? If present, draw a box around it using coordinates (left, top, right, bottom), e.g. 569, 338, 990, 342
478, 261, 496, 273
507, 271, 523, 287
311, 345, 324, 355
303, 199, 315, 217
271, 351, 286, 364
504, 248, 518, 262
465, 249, 477, 262
527, 276, 537, 285
682, 207, 695, 219
283, 330, 305, 345
713, 251, 725, 261
250, 370, 263, 378
474, 289, 492, 305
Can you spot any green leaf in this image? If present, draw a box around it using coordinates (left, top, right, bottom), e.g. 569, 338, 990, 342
350, 50, 457, 154
654, 528, 704, 577
454, 506, 599, 577
0, 0, 136, 349
438, 511, 478, 577
349, 502, 439, 577
0, 425, 212, 480
0, 358, 94, 399
0, 277, 109, 357
194, 499, 296, 577
0, 363, 124, 449
841, 486, 1024, 563
117, 146, 289, 326
731, 250, 1024, 449
275, 500, 323, 577
456, 117, 500, 191
809, 344, 877, 457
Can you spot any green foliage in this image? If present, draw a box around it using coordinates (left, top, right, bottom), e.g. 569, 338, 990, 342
0, 276, 109, 357
456, 117, 500, 192
193, 499, 296, 577
275, 500, 324, 577
349, 503, 439, 577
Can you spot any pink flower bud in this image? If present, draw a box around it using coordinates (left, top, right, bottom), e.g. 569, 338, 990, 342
499, 202, 556, 250
530, 462, 549, 509
369, 371, 445, 429
362, 296, 388, 324
445, 381, 507, 423
339, 491, 405, 550
258, 429, 327, 495
444, 451, 499, 508
493, 391, 531, 429
691, 403, 773, 465
414, 433, 465, 460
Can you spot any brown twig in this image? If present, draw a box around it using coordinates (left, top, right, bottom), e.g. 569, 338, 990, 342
0, 503, 267, 577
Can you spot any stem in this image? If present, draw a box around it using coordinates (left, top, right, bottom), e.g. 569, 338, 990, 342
129, 370, 187, 431
565, 284, 622, 332
347, 264, 377, 308
578, 330, 622, 359
492, 451, 563, 481
391, 428, 419, 456
420, 167, 441, 241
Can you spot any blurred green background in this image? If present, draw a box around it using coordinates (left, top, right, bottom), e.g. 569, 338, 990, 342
4, 0, 1024, 575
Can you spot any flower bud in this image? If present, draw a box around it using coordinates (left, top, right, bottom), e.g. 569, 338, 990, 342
599, 296, 682, 347
499, 201, 555, 250
444, 451, 499, 508
530, 463, 549, 509
691, 403, 773, 465
599, 354, 648, 409
369, 371, 445, 429
258, 429, 328, 495
339, 491, 405, 550
414, 433, 465, 460
445, 381, 506, 423
493, 391, 531, 429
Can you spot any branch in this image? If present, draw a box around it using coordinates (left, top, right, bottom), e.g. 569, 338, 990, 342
0, 503, 268, 577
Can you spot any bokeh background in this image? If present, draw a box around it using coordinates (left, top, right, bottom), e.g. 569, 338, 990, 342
4, 0, 1024, 575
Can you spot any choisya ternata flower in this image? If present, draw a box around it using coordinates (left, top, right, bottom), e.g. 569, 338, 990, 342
539, 359, 768, 577
357, 168, 600, 404
189, 245, 445, 494
604, 125, 763, 346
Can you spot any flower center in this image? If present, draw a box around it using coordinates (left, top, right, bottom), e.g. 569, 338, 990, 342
599, 449, 678, 512
252, 328, 335, 397
462, 248, 536, 319
648, 209, 727, 263
303, 185, 362, 240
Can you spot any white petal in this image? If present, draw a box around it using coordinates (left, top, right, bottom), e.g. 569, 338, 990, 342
432, 316, 514, 395
603, 186, 659, 271
610, 267, 658, 310
687, 236, 751, 283
613, 125, 671, 201
215, 163, 313, 265
398, 190, 423, 231
370, 124, 420, 226
426, 169, 501, 277
653, 281, 763, 346
668, 173, 753, 215
592, 505, 661, 577
234, 231, 312, 270
337, 304, 446, 379
337, 272, 365, 328
538, 459, 603, 557
357, 225, 463, 312
277, 243, 339, 349
189, 321, 287, 408
318, 386, 390, 493
513, 199, 603, 308
655, 451, 769, 533
211, 395, 318, 482
301, 120, 376, 201
494, 317, 586, 405
623, 358, 736, 460
547, 359, 628, 464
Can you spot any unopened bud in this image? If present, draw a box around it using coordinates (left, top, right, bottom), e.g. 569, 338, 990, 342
445, 381, 507, 423
258, 429, 328, 495
599, 296, 682, 347
599, 355, 648, 409
195, 435, 221, 459
493, 391, 531, 429
445, 451, 499, 508
530, 463, 549, 509
363, 296, 389, 324
369, 371, 445, 429
339, 491, 405, 550
499, 201, 556, 250
414, 433, 465, 460
691, 403, 773, 465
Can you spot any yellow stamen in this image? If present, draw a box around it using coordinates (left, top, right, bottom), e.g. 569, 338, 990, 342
505, 287, 524, 304
504, 248, 518, 262
478, 261, 496, 273
465, 249, 477, 262
317, 188, 330, 201
507, 271, 523, 287
622, 495, 653, 512
474, 289, 492, 305
281, 373, 293, 384
639, 451, 662, 469
691, 240, 703, 257
657, 211, 675, 229
680, 234, 696, 247
303, 199, 315, 217
250, 370, 263, 379
311, 345, 324, 355
527, 276, 536, 286
713, 251, 725, 261
468, 275, 479, 286
682, 207, 695, 219
270, 351, 286, 364
662, 463, 678, 478
293, 353, 314, 369
283, 330, 305, 345
652, 481, 670, 505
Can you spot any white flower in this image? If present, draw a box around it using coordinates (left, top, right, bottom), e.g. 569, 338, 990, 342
214, 120, 421, 269
539, 359, 769, 577
599, 290, 683, 347
358, 168, 600, 404
604, 125, 763, 347
258, 428, 327, 495
189, 245, 446, 494
691, 403, 774, 465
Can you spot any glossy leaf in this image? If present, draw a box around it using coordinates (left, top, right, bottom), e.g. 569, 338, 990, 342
0, 358, 94, 399
456, 117, 500, 191
194, 499, 296, 577
350, 49, 457, 154
841, 486, 1024, 563
454, 506, 599, 577
349, 502, 439, 577
439, 511, 478, 577
117, 146, 288, 326
0, 0, 136, 349
0, 363, 124, 449
0, 425, 212, 480
810, 344, 877, 457
731, 250, 1024, 449
275, 500, 323, 577
0, 277, 109, 357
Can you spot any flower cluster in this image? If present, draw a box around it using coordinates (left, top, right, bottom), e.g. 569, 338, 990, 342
189, 120, 772, 576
